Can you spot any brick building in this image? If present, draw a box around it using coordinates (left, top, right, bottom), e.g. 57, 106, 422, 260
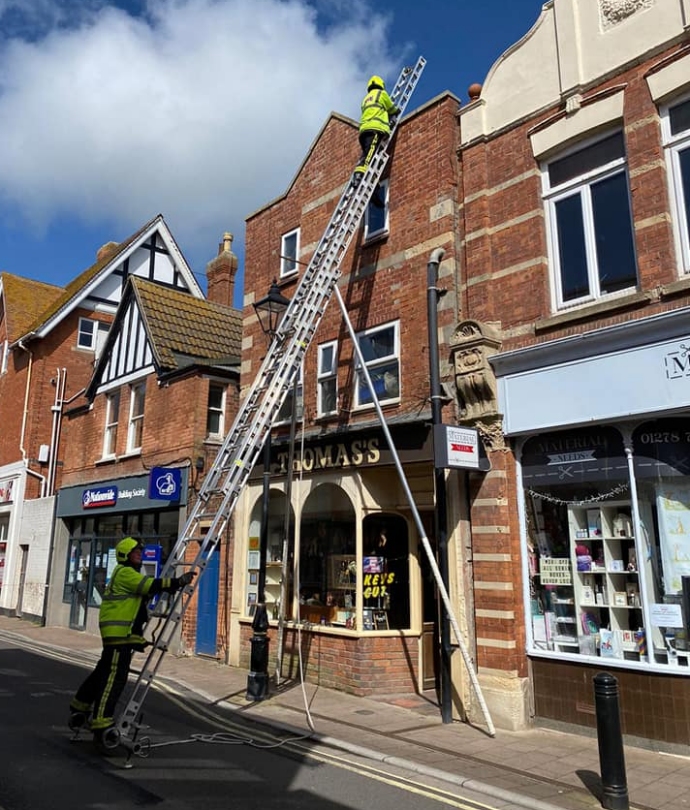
46, 227, 242, 660
458, 0, 690, 745
0, 218, 182, 621
227, 94, 477, 708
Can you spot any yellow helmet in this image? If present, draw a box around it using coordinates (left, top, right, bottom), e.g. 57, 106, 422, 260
116, 537, 141, 563
368, 75, 385, 91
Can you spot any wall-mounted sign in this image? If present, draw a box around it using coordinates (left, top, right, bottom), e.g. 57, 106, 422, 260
434, 425, 485, 470
58, 471, 189, 517
82, 486, 118, 509
149, 467, 182, 501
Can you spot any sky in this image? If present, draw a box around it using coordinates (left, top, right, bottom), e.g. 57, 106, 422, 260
0, 0, 545, 309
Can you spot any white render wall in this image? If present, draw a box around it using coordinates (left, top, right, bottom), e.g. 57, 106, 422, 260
460, 0, 690, 144
16, 497, 55, 619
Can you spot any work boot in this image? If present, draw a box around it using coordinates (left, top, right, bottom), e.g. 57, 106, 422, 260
68, 709, 90, 731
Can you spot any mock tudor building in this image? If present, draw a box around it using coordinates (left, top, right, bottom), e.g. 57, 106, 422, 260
46, 231, 242, 660
0, 215, 192, 622
228, 97, 475, 706
458, 0, 690, 745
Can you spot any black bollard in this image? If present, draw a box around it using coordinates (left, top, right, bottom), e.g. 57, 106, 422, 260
246, 603, 270, 701
593, 672, 629, 810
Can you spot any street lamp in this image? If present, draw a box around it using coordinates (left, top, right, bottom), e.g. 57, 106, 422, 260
253, 279, 291, 339
246, 279, 290, 701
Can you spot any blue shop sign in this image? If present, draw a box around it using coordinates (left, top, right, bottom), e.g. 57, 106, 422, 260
57, 470, 188, 517
82, 486, 118, 509
149, 467, 182, 501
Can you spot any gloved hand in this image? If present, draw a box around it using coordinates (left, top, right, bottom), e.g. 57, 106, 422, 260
177, 570, 196, 588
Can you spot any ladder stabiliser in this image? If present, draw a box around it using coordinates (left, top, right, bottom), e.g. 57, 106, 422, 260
115, 57, 426, 740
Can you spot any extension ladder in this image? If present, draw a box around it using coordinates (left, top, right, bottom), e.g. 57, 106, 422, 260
115, 57, 426, 744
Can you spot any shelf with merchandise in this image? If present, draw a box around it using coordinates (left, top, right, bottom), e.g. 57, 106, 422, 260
567, 500, 647, 660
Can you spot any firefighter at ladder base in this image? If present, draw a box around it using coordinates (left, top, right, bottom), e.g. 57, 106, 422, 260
69, 537, 195, 744
352, 75, 400, 205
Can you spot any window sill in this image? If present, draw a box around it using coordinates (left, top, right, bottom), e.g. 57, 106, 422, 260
660, 275, 690, 298
119, 450, 142, 460
95, 456, 117, 466
204, 436, 223, 445
363, 229, 389, 246
535, 290, 653, 333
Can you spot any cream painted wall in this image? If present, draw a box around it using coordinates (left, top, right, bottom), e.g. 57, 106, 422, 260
460, 0, 689, 144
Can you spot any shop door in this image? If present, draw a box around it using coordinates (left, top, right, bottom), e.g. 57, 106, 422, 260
420, 511, 440, 693
68, 540, 91, 631
195, 551, 219, 657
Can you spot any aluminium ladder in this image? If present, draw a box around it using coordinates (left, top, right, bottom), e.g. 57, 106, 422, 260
114, 57, 427, 746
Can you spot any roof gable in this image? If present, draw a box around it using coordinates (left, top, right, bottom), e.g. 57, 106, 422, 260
86, 277, 242, 399
14, 214, 203, 345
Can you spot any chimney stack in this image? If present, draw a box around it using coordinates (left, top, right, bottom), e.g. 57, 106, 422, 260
206, 232, 238, 308
96, 241, 119, 264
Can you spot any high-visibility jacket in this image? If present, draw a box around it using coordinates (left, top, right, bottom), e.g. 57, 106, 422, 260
99, 564, 175, 646
359, 89, 399, 136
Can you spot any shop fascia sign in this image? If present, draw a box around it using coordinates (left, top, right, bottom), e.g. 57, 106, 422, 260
434, 424, 488, 471
82, 482, 147, 509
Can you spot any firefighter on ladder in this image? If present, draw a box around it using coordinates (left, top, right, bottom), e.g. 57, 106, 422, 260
352, 75, 400, 206
69, 537, 195, 748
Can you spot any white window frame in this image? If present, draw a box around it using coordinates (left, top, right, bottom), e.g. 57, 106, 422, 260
661, 93, 690, 275
364, 180, 389, 241
0, 340, 8, 375
542, 130, 637, 311
280, 227, 300, 277
77, 317, 108, 352
317, 340, 338, 417
126, 382, 146, 453
102, 390, 120, 458
354, 321, 400, 409
206, 382, 226, 440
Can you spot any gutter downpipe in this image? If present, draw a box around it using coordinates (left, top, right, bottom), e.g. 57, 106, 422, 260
427, 247, 453, 724
42, 379, 86, 625
47, 368, 67, 496
18, 339, 47, 498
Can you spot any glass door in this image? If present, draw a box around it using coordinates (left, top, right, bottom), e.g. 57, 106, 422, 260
67, 538, 92, 630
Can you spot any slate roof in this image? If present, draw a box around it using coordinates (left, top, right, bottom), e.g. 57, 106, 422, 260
0, 273, 63, 344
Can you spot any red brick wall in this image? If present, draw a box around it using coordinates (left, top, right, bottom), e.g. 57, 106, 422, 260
458, 44, 690, 678
460, 54, 684, 349
244, 95, 461, 434
61, 369, 238, 658
0, 308, 112, 496
239, 622, 420, 695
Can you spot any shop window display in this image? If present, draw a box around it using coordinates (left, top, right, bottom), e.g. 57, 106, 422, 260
522, 422, 690, 671
246, 482, 411, 632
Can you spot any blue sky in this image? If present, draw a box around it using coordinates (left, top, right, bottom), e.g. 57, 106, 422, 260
0, 0, 544, 308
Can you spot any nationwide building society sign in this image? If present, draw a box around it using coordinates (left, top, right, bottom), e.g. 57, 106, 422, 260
57, 469, 187, 517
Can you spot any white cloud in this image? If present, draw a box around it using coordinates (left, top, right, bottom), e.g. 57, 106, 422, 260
0, 0, 400, 270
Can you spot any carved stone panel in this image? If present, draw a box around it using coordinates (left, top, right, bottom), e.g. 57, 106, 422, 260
449, 321, 502, 422
599, 0, 654, 31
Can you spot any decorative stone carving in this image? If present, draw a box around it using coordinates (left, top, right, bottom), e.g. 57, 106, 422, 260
599, 0, 654, 30
449, 320, 502, 422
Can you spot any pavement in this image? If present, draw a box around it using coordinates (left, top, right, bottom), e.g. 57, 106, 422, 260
0, 614, 688, 810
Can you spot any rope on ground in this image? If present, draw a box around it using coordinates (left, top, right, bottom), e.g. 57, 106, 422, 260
135, 729, 314, 757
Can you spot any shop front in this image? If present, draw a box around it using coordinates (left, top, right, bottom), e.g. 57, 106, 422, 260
230, 421, 461, 697
495, 311, 690, 746
48, 469, 188, 635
